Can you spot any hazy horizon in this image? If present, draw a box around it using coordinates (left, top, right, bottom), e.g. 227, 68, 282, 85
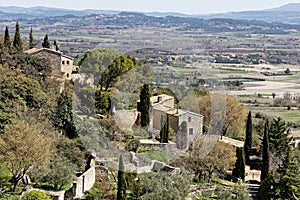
1, 0, 300, 15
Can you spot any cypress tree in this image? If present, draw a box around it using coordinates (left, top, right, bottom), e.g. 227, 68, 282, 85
244, 111, 252, 164
29, 27, 35, 49
139, 84, 151, 127
160, 115, 169, 143
3, 26, 11, 48
261, 119, 270, 182
232, 147, 246, 181
54, 40, 59, 51
42, 34, 50, 48
117, 155, 126, 200
13, 22, 22, 51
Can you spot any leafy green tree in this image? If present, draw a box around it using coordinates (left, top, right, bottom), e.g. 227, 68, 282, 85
53, 91, 77, 139
29, 27, 35, 49
244, 111, 252, 164
21, 190, 51, 200
117, 155, 126, 200
95, 90, 111, 115
44, 156, 76, 190
13, 22, 22, 51
261, 119, 270, 182
42, 34, 50, 48
78, 48, 120, 74
139, 84, 151, 127
54, 136, 86, 170
186, 141, 236, 182
160, 115, 169, 143
0, 120, 52, 191
3, 27, 11, 48
232, 147, 245, 181
100, 55, 136, 90
137, 172, 191, 200
198, 94, 247, 139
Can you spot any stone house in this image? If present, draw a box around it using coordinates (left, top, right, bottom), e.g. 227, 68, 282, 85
150, 94, 203, 149
25, 48, 78, 80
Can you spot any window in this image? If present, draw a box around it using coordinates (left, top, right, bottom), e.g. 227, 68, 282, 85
62, 61, 65, 65
66, 73, 69, 78
188, 117, 191, 122
67, 60, 70, 65
189, 128, 193, 135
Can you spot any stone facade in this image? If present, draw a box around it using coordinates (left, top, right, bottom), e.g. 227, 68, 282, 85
25, 48, 77, 80
150, 94, 203, 149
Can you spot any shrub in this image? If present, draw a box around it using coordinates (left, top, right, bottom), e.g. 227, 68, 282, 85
125, 139, 140, 153
84, 182, 102, 200
21, 190, 51, 200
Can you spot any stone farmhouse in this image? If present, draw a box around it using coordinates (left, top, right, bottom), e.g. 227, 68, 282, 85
25, 48, 78, 80
150, 94, 203, 149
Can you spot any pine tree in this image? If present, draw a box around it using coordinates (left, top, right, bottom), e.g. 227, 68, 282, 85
276, 152, 300, 199
269, 117, 291, 162
117, 155, 126, 200
13, 22, 22, 51
261, 119, 270, 182
139, 84, 151, 127
54, 40, 59, 51
29, 27, 35, 49
232, 147, 246, 181
244, 111, 252, 164
3, 26, 11, 48
42, 34, 50, 48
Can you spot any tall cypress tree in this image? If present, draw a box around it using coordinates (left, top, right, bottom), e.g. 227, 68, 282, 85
117, 155, 126, 200
42, 34, 50, 48
261, 119, 270, 182
160, 115, 169, 143
54, 40, 59, 51
232, 147, 246, 181
3, 26, 11, 48
29, 27, 35, 49
13, 22, 22, 51
139, 84, 150, 127
244, 111, 252, 164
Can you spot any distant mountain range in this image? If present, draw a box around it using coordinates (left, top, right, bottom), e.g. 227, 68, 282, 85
197, 3, 300, 24
1, 3, 300, 24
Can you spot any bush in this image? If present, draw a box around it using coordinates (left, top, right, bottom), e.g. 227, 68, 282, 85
125, 139, 140, 153
84, 182, 102, 200
21, 190, 51, 200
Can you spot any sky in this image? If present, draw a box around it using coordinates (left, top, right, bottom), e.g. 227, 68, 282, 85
0, 0, 300, 14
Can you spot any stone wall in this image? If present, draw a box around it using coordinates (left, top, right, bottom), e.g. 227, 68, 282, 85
73, 164, 96, 199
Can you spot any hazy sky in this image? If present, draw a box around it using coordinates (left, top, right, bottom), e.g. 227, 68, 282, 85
0, 0, 300, 14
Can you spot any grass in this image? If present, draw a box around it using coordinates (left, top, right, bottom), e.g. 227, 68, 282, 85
259, 109, 300, 123
276, 74, 300, 83
137, 149, 169, 164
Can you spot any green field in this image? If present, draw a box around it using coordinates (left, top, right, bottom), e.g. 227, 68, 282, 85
258, 109, 300, 123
